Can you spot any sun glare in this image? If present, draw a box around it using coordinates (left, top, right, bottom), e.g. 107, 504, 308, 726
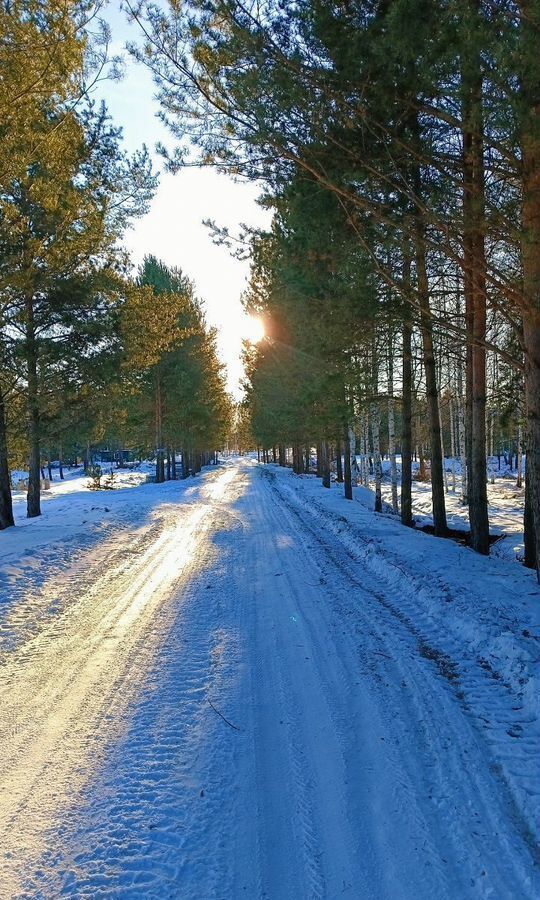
242, 314, 265, 344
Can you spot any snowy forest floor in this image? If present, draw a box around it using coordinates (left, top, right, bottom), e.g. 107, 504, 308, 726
359, 456, 525, 563
0, 459, 538, 899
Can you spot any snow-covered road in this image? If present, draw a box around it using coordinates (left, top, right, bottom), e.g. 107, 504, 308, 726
0, 461, 538, 899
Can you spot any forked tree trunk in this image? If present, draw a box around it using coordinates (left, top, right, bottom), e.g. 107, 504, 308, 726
0, 386, 14, 529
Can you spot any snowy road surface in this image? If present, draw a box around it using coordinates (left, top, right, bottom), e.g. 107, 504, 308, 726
0, 461, 538, 899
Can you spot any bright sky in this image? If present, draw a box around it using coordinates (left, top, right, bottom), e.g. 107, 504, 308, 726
96, 3, 269, 396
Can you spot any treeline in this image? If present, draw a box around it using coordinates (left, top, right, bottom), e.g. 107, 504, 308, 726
130, 0, 540, 577
0, 1, 230, 528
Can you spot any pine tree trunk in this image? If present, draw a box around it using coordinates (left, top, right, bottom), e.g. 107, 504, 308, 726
322, 440, 331, 488
0, 385, 14, 529
439, 399, 449, 494
155, 375, 165, 483
172, 451, 177, 480
336, 439, 344, 482
518, 0, 540, 578
349, 423, 360, 484
517, 424, 523, 489
279, 444, 286, 466
401, 314, 413, 527
371, 402, 382, 512
414, 224, 447, 535
449, 397, 457, 492
524, 449, 537, 569
387, 338, 399, 514
25, 298, 41, 518
344, 425, 353, 500
458, 394, 467, 505
59, 444, 64, 481
462, 37, 490, 554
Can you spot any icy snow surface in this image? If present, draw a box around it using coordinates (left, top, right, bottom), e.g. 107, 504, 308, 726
0, 460, 538, 899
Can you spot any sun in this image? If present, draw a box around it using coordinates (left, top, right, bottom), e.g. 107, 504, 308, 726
242, 314, 265, 344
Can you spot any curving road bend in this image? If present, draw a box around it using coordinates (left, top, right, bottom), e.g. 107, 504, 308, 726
0, 461, 537, 899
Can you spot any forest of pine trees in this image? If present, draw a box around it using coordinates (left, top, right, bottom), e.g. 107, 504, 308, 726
127, 0, 540, 579
0, 1, 230, 530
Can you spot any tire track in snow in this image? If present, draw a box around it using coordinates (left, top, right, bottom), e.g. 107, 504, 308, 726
254, 470, 447, 899
264, 466, 538, 898
2, 461, 537, 899
0, 467, 237, 898
278, 473, 540, 841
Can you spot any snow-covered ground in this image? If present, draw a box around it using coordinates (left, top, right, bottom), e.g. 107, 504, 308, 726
0, 460, 538, 898
368, 457, 526, 562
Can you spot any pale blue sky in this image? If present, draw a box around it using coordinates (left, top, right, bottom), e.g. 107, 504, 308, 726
95, 3, 269, 395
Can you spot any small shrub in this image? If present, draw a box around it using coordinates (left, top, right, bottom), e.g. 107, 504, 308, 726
103, 468, 116, 490
88, 465, 102, 490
